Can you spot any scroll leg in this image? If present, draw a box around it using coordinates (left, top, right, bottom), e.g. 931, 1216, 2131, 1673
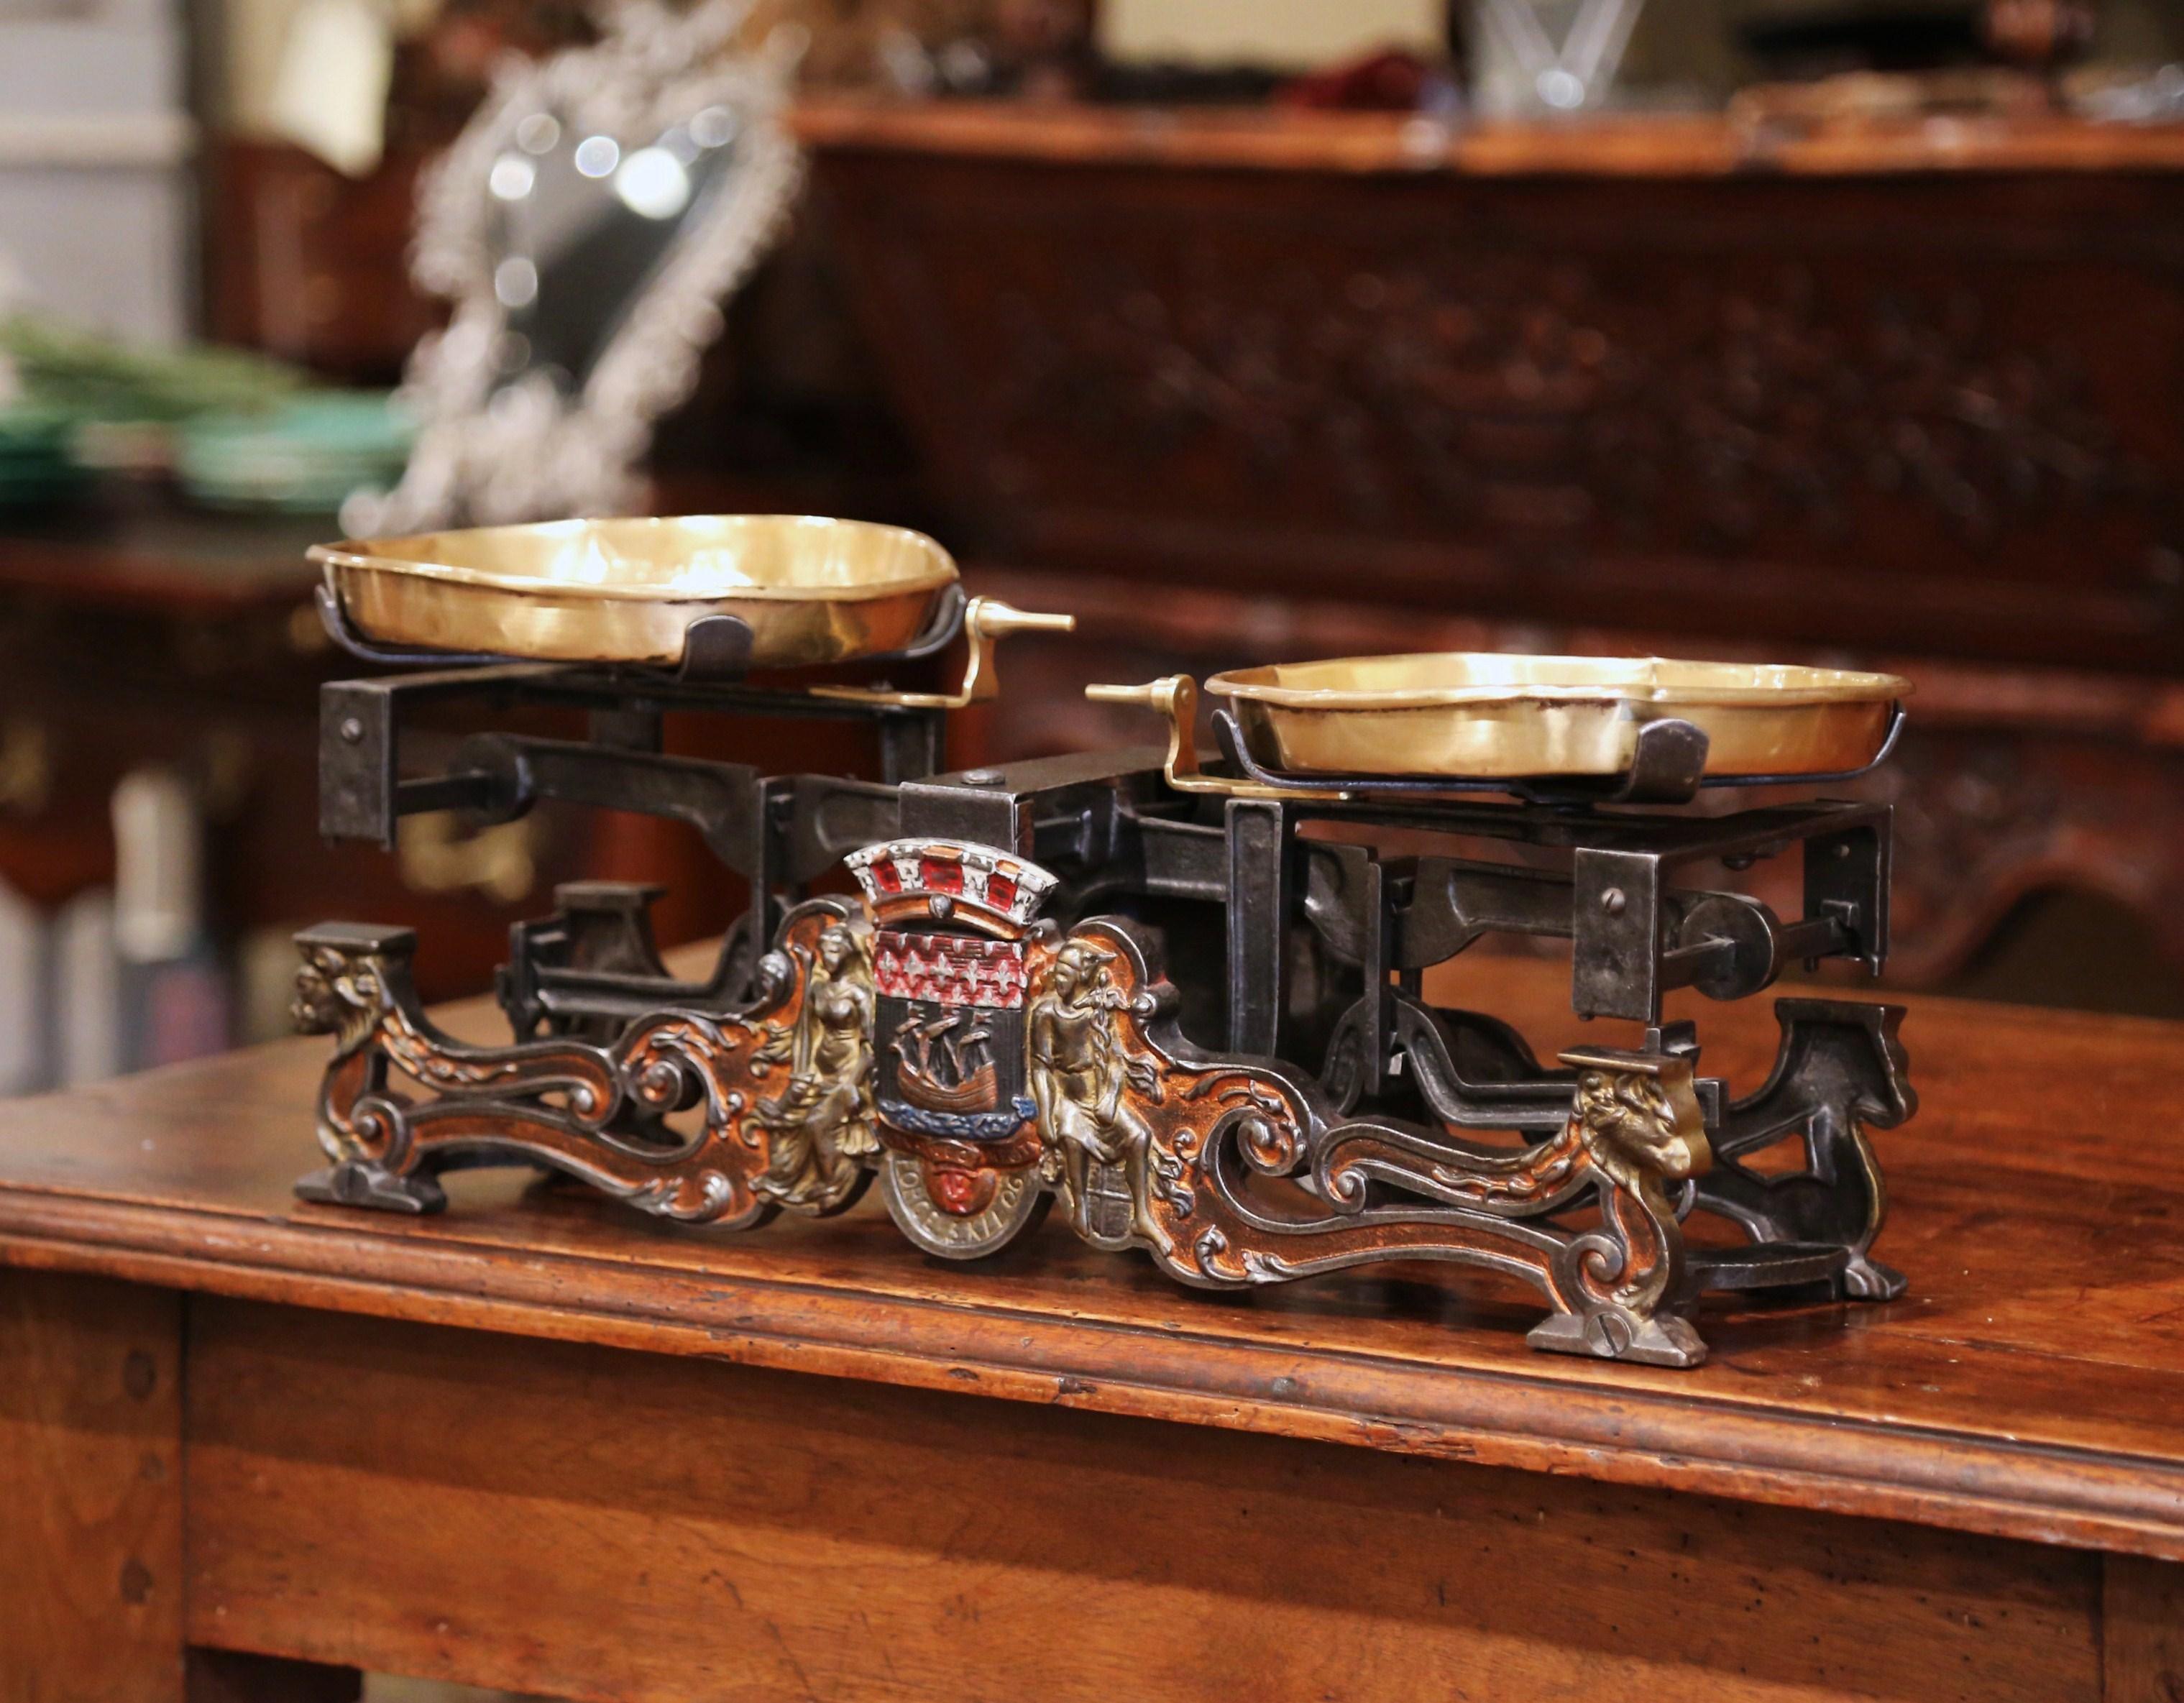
1692, 999, 1914, 1303
293, 924, 450, 1212
1693, 1144, 1904, 1302
290, 921, 637, 1216
1529, 1047, 1716, 1369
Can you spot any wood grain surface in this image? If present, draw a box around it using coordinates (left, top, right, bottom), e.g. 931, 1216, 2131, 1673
0, 1271, 184, 1703
2104, 1554, 2184, 1703
183, 1298, 2103, 1703
1, 955, 2181, 1564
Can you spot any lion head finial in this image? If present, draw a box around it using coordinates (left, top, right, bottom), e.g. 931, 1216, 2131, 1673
291, 927, 413, 1054
1561, 1050, 1711, 1188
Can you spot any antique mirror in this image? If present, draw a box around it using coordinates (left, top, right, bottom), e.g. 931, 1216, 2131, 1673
344, 0, 804, 532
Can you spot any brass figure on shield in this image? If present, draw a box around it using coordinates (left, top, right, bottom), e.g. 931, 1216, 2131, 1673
1027, 937, 1167, 1249
753, 922, 878, 1206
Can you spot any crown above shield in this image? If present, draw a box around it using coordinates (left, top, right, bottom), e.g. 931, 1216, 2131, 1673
843, 840, 1060, 932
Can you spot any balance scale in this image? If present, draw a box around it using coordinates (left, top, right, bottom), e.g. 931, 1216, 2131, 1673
293, 515, 1915, 1369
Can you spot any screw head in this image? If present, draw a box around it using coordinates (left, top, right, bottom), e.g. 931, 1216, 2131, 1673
1600, 887, 1627, 917
960, 768, 1003, 786
339, 717, 365, 744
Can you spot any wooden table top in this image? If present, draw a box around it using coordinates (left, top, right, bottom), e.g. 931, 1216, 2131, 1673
2, 952, 2180, 1560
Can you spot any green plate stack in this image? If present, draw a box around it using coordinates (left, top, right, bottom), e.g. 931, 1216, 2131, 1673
175, 392, 413, 513
0, 405, 89, 512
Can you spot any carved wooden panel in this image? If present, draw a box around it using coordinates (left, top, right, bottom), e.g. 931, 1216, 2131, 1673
817, 152, 2184, 672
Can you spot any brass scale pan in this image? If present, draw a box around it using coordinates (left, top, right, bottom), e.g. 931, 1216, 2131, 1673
315, 515, 1908, 783
313, 514, 959, 669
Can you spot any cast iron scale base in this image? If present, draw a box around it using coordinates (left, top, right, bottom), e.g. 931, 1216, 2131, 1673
295, 596, 1914, 1369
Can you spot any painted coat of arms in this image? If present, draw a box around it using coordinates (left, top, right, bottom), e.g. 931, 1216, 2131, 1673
844, 840, 1058, 1257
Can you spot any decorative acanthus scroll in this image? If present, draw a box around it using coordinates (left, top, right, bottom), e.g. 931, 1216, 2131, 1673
295, 903, 875, 1226
1009, 917, 1715, 1367
296, 837, 1891, 1369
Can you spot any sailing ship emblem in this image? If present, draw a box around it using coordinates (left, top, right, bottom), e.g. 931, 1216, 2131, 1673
894, 1006, 999, 1114
871, 928, 1034, 1141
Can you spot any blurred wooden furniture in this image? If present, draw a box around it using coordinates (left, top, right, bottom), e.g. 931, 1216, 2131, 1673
799, 100, 2184, 998
206, 141, 440, 385
2, 956, 2182, 1699
0, 495, 579, 1006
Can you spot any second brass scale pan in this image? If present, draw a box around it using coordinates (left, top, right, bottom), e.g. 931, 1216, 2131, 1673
315, 515, 1907, 781
1206, 653, 1909, 783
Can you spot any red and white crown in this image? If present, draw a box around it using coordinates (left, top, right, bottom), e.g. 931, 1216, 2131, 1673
844, 840, 1058, 929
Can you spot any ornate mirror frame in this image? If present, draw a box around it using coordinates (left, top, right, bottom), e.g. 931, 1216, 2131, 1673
344, 0, 804, 533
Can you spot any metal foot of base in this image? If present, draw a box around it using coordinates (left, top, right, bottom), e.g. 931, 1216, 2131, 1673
1527, 1307, 1708, 1369
1840, 1254, 1907, 1302
296, 1161, 446, 1214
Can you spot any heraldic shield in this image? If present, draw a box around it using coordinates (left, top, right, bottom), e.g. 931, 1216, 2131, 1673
844, 840, 1060, 1259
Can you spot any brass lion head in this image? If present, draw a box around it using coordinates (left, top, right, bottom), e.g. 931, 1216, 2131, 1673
291, 946, 392, 1051
1561, 1048, 1711, 1186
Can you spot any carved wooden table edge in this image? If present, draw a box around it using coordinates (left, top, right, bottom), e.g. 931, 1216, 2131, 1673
790, 96, 2184, 179
4, 1165, 2184, 1566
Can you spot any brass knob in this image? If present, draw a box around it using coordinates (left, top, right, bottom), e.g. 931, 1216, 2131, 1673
969, 598, 1075, 638
1086, 676, 1196, 718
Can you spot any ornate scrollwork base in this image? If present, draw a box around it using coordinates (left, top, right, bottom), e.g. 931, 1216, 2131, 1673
293, 901, 877, 1229
1020, 918, 1715, 1367
1329, 983, 1917, 1309
297, 837, 1910, 1370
